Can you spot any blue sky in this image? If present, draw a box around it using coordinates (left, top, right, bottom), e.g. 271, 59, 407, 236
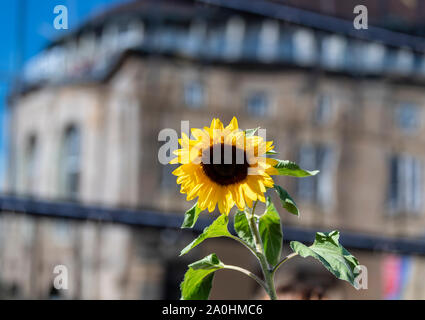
0, 0, 127, 190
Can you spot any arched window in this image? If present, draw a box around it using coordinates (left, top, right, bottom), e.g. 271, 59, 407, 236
24, 134, 38, 196
60, 125, 81, 200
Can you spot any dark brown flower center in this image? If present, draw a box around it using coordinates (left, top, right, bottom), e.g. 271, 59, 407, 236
201, 144, 249, 186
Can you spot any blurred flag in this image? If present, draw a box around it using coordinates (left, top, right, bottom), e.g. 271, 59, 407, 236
382, 254, 411, 300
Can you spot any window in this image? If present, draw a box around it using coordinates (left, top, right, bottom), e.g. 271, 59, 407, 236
101, 24, 119, 54
224, 16, 245, 60
258, 20, 279, 61
24, 134, 38, 195
158, 26, 184, 52
121, 20, 144, 49
297, 145, 335, 208
205, 26, 225, 59
385, 48, 414, 74
184, 81, 204, 109
321, 35, 346, 70
363, 43, 385, 73
185, 21, 206, 55
313, 94, 332, 125
246, 91, 269, 117
388, 155, 422, 215
293, 28, 315, 65
395, 103, 420, 133
395, 49, 414, 74
59, 125, 81, 200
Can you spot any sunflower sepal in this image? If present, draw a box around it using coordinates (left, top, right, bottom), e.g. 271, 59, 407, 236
244, 127, 259, 137
265, 149, 278, 156
181, 203, 202, 229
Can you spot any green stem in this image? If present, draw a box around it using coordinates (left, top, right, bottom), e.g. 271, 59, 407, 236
272, 252, 298, 274
229, 235, 261, 261
222, 264, 267, 292
246, 201, 278, 300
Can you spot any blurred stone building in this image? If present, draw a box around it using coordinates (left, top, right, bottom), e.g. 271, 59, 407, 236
1, 0, 425, 299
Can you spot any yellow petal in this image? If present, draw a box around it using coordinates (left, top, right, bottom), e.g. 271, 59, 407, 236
169, 157, 178, 164
243, 183, 258, 202
210, 118, 224, 130
225, 116, 239, 131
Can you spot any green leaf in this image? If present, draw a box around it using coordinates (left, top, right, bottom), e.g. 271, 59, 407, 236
273, 159, 319, 177
180, 215, 231, 256
259, 197, 283, 266
181, 203, 202, 228
290, 230, 360, 287
189, 253, 225, 270
274, 185, 299, 216
266, 149, 278, 155
234, 210, 255, 248
245, 127, 259, 137
181, 254, 224, 300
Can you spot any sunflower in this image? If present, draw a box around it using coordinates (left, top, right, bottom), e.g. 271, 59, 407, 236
170, 117, 278, 215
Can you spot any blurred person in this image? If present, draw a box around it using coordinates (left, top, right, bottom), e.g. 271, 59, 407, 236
255, 266, 339, 300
